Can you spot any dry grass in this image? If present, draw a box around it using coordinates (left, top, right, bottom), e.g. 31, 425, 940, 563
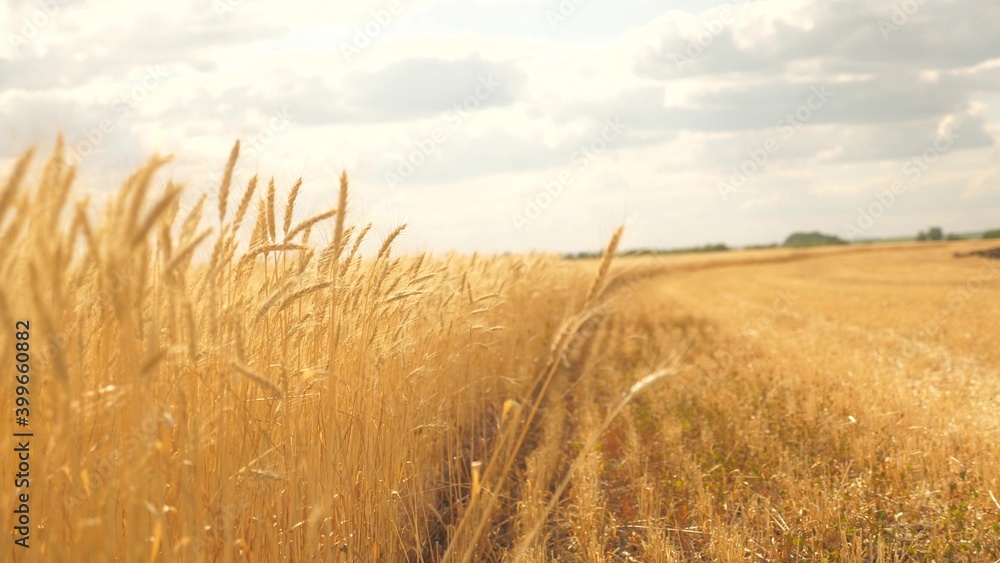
1, 141, 998, 561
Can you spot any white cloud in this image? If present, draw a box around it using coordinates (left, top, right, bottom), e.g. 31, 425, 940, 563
1, 0, 998, 252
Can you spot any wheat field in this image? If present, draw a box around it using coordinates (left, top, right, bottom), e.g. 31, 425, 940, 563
1, 141, 999, 561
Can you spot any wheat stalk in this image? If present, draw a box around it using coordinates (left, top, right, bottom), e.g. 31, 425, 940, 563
283, 178, 302, 238
333, 171, 349, 258
132, 183, 182, 247
164, 229, 212, 276
232, 174, 259, 234
377, 224, 407, 262
266, 177, 276, 243
0, 148, 35, 222
584, 226, 623, 308
232, 360, 283, 399
285, 209, 338, 243
218, 140, 240, 223
125, 156, 172, 238
236, 243, 311, 272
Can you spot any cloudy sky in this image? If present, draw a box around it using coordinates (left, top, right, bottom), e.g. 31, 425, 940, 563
2, 0, 999, 253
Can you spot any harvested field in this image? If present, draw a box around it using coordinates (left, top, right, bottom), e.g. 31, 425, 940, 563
576, 242, 1000, 560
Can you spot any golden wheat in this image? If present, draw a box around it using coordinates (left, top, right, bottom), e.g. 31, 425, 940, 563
0, 141, 997, 562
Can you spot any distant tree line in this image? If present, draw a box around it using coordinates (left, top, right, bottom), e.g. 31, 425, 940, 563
915, 226, 974, 241
563, 243, 729, 260
782, 232, 847, 248
916, 226, 945, 241
563, 226, 1000, 260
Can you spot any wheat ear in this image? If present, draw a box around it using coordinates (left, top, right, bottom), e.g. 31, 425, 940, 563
218, 140, 240, 223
